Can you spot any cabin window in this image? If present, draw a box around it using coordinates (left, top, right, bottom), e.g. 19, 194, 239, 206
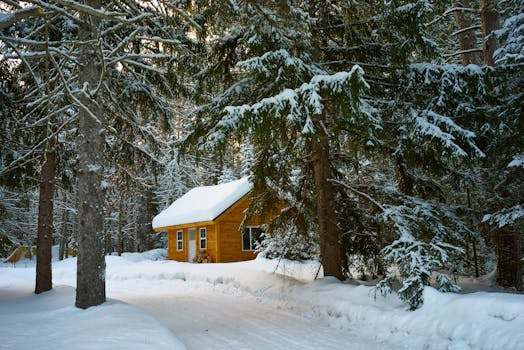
199, 228, 207, 249
176, 230, 183, 251
242, 227, 262, 251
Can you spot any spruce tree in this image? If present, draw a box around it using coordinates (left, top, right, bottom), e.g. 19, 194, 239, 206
184, 0, 381, 279
184, 0, 507, 308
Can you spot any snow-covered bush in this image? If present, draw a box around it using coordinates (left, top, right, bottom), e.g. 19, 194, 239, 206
375, 200, 467, 310
345, 254, 384, 281
121, 248, 167, 262
436, 273, 461, 293
258, 225, 319, 261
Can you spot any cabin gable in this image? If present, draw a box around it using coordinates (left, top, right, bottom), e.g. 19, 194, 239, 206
162, 192, 266, 263
215, 194, 262, 263
153, 178, 274, 263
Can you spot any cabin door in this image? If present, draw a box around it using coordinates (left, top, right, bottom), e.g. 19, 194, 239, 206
188, 228, 196, 262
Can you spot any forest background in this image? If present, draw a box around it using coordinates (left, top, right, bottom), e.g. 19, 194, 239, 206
0, 0, 522, 310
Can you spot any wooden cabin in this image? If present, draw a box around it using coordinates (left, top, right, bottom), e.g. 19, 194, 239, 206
3, 246, 36, 263
152, 178, 267, 263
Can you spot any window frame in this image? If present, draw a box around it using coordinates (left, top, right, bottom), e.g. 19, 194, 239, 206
199, 227, 207, 250
176, 230, 183, 251
242, 226, 261, 251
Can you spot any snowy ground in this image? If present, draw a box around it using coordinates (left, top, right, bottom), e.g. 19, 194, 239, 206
1, 250, 523, 350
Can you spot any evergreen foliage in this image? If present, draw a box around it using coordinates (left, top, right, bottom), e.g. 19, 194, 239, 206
1, 0, 200, 307
0, 0, 522, 310
182, 0, 523, 308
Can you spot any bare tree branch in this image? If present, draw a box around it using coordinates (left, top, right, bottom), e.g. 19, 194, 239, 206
0, 6, 43, 30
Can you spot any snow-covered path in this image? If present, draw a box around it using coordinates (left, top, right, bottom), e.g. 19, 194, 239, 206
3, 251, 523, 350
121, 292, 387, 350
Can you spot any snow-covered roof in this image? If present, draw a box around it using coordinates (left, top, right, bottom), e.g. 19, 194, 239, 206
152, 178, 253, 229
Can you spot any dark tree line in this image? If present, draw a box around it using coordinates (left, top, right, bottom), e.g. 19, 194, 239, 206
1, 0, 522, 310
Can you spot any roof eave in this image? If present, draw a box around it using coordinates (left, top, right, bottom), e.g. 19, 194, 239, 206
152, 220, 216, 232
152, 190, 252, 231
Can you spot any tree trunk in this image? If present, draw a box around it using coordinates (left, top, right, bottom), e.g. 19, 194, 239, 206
454, 1, 482, 65
117, 196, 123, 256
136, 193, 147, 253
136, 186, 156, 252
75, 0, 106, 309
58, 234, 65, 261
466, 187, 480, 277
58, 210, 68, 261
480, 0, 499, 66
35, 138, 56, 294
312, 129, 344, 280
146, 187, 156, 251
308, 1, 344, 280
105, 232, 112, 255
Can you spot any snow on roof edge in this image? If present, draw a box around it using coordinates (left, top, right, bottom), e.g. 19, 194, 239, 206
152, 177, 253, 229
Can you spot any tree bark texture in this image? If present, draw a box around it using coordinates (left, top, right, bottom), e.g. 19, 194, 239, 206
454, 1, 482, 65
496, 232, 523, 290
35, 138, 56, 294
105, 233, 112, 255
480, 0, 499, 66
479, 0, 521, 290
136, 192, 148, 253
146, 188, 156, 251
312, 129, 344, 280
117, 196, 123, 256
136, 187, 157, 252
75, 0, 106, 309
58, 210, 68, 261
466, 187, 480, 277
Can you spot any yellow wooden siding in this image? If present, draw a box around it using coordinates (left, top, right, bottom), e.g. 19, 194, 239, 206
216, 196, 263, 226
167, 224, 218, 262
215, 196, 261, 262
217, 221, 257, 262
167, 229, 186, 261
164, 193, 277, 263
193, 224, 217, 262
202, 224, 218, 262
4, 246, 36, 263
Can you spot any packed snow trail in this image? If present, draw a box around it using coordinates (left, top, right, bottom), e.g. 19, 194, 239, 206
4, 251, 522, 349
0, 283, 185, 350
120, 292, 388, 350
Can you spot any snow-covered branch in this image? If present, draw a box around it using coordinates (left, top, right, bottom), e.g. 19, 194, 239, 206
0, 6, 43, 29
